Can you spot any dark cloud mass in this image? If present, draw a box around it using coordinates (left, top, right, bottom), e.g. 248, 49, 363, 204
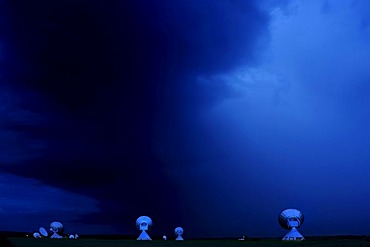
0, 0, 275, 236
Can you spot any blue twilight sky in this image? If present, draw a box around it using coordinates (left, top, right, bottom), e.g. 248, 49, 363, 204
0, 0, 370, 238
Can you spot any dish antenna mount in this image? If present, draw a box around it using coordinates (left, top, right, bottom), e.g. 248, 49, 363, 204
50, 221, 64, 239
175, 227, 184, 241
278, 209, 305, 241
136, 216, 152, 240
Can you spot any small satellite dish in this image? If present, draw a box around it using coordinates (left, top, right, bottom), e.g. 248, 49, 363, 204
50, 221, 64, 239
33, 232, 41, 238
175, 227, 184, 241
278, 209, 305, 241
136, 216, 152, 240
39, 227, 48, 237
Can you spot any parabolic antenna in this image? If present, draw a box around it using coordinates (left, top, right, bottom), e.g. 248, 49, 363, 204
50, 221, 64, 239
174, 227, 184, 241
278, 209, 305, 241
50, 221, 64, 233
136, 216, 152, 240
33, 232, 41, 238
39, 227, 48, 237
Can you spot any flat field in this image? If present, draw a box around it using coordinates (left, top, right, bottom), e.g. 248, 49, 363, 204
4, 238, 370, 247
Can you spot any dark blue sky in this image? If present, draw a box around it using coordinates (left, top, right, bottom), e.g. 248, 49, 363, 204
1, 0, 370, 238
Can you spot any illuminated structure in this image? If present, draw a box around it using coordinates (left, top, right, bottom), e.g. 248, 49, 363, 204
136, 216, 152, 240
278, 209, 305, 241
39, 227, 48, 237
50, 221, 64, 238
175, 227, 184, 241
32, 221, 78, 239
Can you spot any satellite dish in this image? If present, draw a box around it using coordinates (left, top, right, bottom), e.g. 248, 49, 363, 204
50, 221, 64, 238
50, 221, 64, 233
33, 232, 41, 238
136, 216, 152, 240
175, 227, 184, 241
39, 227, 48, 237
278, 209, 305, 241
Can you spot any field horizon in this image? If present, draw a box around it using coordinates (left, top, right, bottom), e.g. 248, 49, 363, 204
1, 237, 369, 247
1, 231, 370, 240
1, 231, 370, 247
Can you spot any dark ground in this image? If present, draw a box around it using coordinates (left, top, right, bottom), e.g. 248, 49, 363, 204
5, 237, 370, 247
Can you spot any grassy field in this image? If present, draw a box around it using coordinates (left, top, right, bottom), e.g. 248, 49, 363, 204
4, 238, 370, 247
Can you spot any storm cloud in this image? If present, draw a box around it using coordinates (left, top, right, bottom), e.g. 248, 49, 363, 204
0, 0, 370, 238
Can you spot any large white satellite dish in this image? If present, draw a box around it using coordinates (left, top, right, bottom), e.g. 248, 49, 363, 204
278, 209, 305, 241
174, 227, 184, 241
33, 232, 41, 238
136, 216, 152, 240
39, 227, 48, 237
50, 221, 64, 239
